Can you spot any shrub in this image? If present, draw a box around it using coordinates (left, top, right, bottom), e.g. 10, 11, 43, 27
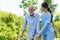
0, 11, 24, 40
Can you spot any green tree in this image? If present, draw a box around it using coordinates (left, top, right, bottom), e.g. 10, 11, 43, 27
19, 0, 38, 15
44, 0, 57, 13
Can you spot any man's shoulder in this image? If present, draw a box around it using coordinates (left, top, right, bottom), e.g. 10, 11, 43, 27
25, 13, 29, 17
34, 13, 39, 17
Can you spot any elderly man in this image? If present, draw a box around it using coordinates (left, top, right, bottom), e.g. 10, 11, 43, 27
22, 5, 40, 40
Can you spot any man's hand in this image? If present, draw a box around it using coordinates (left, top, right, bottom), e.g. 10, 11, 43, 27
35, 34, 40, 38
21, 31, 24, 37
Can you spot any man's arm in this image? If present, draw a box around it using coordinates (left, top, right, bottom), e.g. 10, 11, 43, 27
22, 15, 27, 36
35, 15, 40, 38
36, 15, 40, 34
22, 16, 27, 31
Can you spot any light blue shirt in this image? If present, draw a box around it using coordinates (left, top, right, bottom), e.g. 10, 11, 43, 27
22, 13, 40, 38
40, 12, 54, 35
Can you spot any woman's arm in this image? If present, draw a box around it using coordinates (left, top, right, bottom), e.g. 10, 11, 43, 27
39, 14, 51, 34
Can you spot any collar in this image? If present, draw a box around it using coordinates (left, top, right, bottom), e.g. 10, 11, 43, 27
28, 13, 36, 17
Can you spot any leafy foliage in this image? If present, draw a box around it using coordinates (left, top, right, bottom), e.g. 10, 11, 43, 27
54, 14, 60, 21
0, 11, 24, 40
53, 21, 60, 38
44, 0, 57, 12
53, 13, 60, 38
19, 0, 38, 15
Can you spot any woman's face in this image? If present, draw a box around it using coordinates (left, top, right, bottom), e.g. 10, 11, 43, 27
41, 6, 46, 12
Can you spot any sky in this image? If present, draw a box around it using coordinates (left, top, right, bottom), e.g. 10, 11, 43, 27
0, 0, 60, 16
0, 0, 24, 16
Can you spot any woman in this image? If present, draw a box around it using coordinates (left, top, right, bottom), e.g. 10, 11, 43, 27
35, 2, 54, 40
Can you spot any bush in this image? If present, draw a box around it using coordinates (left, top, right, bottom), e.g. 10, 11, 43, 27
0, 11, 24, 40
53, 21, 60, 38
53, 13, 60, 38
54, 14, 60, 21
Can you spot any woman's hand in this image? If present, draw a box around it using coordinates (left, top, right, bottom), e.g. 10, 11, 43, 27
35, 34, 40, 38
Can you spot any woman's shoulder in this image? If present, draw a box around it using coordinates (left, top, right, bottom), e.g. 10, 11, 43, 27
47, 12, 51, 16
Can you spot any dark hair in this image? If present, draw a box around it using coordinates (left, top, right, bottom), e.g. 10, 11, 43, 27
41, 2, 53, 22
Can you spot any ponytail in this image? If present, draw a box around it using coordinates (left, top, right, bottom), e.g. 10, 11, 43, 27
47, 7, 53, 22
47, 7, 52, 13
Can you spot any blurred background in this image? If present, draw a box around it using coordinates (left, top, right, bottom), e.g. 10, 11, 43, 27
0, 0, 60, 40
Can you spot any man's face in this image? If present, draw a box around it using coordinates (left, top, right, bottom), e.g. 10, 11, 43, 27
28, 6, 35, 15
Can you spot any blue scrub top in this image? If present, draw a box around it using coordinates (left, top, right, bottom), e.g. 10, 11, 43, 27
40, 12, 54, 35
